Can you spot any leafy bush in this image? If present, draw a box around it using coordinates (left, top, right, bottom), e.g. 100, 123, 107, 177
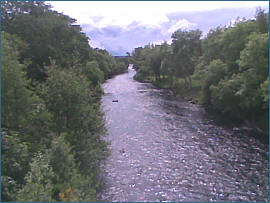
41, 65, 94, 135
81, 61, 104, 86
134, 65, 152, 82
59, 173, 97, 201
1, 176, 19, 201
1, 130, 30, 185
201, 60, 228, 105
16, 152, 55, 201
1, 129, 30, 201
47, 134, 76, 184
1, 31, 34, 130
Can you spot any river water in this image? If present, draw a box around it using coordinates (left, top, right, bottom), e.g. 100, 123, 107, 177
99, 66, 269, 202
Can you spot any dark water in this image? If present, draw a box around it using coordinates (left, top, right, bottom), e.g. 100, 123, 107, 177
99, 67, 269, 202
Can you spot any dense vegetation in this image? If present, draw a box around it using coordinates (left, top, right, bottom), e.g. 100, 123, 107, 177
132, 8, 269, 133
1, 1, 127, 201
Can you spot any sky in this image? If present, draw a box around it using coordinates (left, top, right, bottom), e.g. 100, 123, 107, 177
47, 1, 268, 56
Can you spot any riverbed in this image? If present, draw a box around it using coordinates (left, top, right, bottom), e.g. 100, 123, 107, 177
99, 67, 269, 202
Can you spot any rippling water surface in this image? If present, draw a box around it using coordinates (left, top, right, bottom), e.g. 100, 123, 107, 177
99, 67, 269, 202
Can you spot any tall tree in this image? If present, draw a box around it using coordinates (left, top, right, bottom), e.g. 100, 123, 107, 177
171, 29, 202, 88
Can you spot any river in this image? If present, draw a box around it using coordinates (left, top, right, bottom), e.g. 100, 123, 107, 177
99, 66, 269, 202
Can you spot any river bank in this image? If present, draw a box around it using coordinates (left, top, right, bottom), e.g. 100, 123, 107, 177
133, 74, 269, 143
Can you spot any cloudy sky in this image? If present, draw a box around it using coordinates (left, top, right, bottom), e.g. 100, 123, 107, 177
47, 1, 268, 56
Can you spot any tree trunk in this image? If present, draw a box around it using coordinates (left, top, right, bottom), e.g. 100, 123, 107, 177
184, 77, 188, 88
188, 76, 192, 89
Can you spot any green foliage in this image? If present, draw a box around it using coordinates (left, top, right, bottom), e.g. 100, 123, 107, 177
67, 173, 97, 201
115, 56, 130, 71
1, 31, 34, 130
41, 65, 93, 135
1, 176, 19, 201
201, 60, 228, 105
46, 134, 104, 201
220, 20, 257, 73
198, 11, 269, 129
46, 134, 92, 201
260, 78, 269, 104
132, 30, 202, 88
131, 9, 269, 131
239, 33, 269, 79
255, 7, 269, 33
171, 29, 202, 87
148, 46, 163, 82
1, 130, 30, 184
3, 3, 91, 82
1, 130, 30, 201
1, 1, 52, 30
116, 60, 129, 74
81, 61, 104, 86
16, 152, 55, 202
133, 43, 167, 83
1, 31, 53, 152
57, 173, 97, 202
41, 63, 108, 180
201, 27, 225, 62
92, 49, 127, 79
47, 134, 76, 185
134, 65, 152, 82
210, 75, 242, 115
1, 2, 117, 201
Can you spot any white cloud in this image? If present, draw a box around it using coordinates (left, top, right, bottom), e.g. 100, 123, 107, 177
46, 1, 269, 55
89, 40, 105, 49
48, 1, 268, 27
167, 19, 197, 33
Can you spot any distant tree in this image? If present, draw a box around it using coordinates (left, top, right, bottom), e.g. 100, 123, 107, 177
148, 46, 162, 82
171, 29, 202, 88
81, 61, 104, 86
255, 7, 269, 33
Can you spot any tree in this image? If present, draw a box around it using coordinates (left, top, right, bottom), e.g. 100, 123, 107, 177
4, 3, 91, 82
220, 20, 256, 74
1, 130, 30, 201
201, 60, 228, 105
1, 31, 33, 130
201, 26, 226, 63
148, 46, 162, 82
239, 33, 269, 80
2, 31, 53, 151
255, 7, 269, 33
235, 33, 269, 119
41, 65, 93, 135
81, 61, 104, 86
1, 2, 114, 202
1, 1, 51, 30
171, 29, 202, 88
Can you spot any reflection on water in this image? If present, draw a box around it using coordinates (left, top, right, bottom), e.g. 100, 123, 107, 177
99, 68, 269, 202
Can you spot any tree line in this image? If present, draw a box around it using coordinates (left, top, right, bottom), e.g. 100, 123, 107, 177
1, 1, 127, 201
131, 8, 269, 133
